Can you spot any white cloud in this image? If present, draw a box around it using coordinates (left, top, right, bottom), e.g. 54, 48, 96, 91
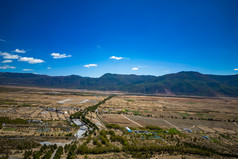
0, 65, 16, 69
110, 56, 124, 60
23, 69, 34, 71
47, 67, 51, 69
0, 52, 19, 59
51, 53, 72, 59
132, 67, 139, 70
2, 60, 12, 63
18, 57, 45, 64
234, 68, 238, 71
13, 49, 26, 53
84, 64, 98, 68
0, 39, 5, 42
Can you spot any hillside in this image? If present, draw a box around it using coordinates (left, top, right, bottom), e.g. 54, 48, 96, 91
0, 71, 238, 97
124, 71, 238, 97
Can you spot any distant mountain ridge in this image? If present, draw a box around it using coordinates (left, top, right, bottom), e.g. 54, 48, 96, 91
0, 71, 238, 97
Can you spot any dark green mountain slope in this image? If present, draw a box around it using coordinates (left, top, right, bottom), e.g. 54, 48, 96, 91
0, 72, 156, 90
124, 71, 238, 96
0, 71, 238, 97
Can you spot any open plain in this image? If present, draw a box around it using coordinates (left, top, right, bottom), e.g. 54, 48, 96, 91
0, 85, 237, 159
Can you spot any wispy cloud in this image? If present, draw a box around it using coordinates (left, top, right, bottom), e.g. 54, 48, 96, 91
23, 69, 34, 71
13, 49, 26, 53
132, 67, 139, 70
18, 57, 45, 64
165, 70, 170, 74
0, 65, 16, 69
2, 60, 12, 63
84, 64, 98, 68
109, 56, 124, 60
137, 66, 147, 68
234, 68, 238, 71
47, 67, 51, 69
0, 52, 19, 59
0, 39, 5, 42
51, 53, 72, 59
97, 45, 101, 49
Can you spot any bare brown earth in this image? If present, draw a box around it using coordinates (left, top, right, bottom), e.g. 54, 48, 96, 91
97, 95, 238, 157
0, 86, 106, 139
99, 95, 238, 122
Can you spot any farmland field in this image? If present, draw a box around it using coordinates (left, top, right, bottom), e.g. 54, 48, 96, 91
0, 85, 238, 159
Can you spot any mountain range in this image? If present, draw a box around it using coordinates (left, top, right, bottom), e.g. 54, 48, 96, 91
0, 71, 238, 97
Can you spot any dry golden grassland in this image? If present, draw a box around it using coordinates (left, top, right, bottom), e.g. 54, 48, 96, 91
98, 94, 238, 154
100, 95, 238, 121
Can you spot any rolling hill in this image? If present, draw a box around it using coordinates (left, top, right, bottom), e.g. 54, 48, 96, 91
0, 71, 238, 97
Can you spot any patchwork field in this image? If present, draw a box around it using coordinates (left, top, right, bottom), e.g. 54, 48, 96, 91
0, 86, 238, 159
100, 95, 238, 122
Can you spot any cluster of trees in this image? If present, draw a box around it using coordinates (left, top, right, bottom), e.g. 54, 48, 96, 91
66, 144, 77, 159
121, 141, 238, 159
81, 117, 98, 133
33, 151, 41, 159
76, 129, 121, 155
146, 125, 162, 131
18, 127, 235, 159
77, 144, 121, 155
93, 138, 102, 147
0, 155, 8, 159
123, 143, 212, 158
0, 138, 40, 154
77, 143, 88, 155
105, 123, 121, 129
70, 96, 115, 120
23, 150, 32, 159
70, 95, 115, 134
105, 123, 129, 135
53, 146, 63, 159
70, 112, 83, 120
42, 149, 53, 159
167, 128, 180, 135
111, 135, 128, 146
31, 144, 57, 159
0, 117, 28, 129
65, 143, 79, 159
66, 126, 238, 159
83, 95, 115, 114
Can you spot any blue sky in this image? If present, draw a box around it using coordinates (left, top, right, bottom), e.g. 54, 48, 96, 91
0, 0, 238, 77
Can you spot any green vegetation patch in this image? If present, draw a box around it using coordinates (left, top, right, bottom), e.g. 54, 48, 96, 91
132, 111, 141, 115
2, 127, 16, 131
219, 134, 230, 139
144, 111, 152, 113
0, 117, 28, 129
180, 113, 190, 117
105, 123, 121, 129
146, 125, 162, 131
186, 102, 196, 104
0, 138, 40, 154
167, 128, 181, 135
125, 99, 134, 102
196, 113, 204, 116
211, 138, 220, 143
